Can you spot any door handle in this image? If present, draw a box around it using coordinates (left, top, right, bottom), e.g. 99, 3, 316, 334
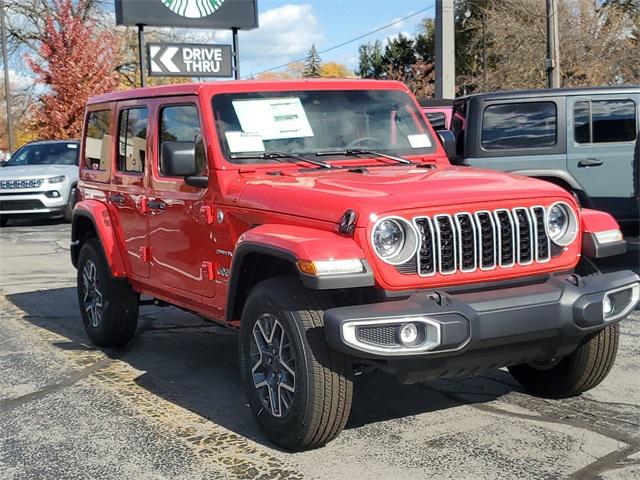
110, 193, 125, 205
578, 158, 603, 167
148, 199, 166, 211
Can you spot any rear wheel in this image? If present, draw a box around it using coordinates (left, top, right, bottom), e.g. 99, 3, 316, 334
239, 277, 353, 451
77, 239, 139, 347
0, 216, 7, 227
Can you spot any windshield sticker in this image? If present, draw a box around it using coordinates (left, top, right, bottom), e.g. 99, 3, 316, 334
67, 144, 78, 149
225, 131, 265, 153
232, 97, 314, 140
408, 134, 432, 149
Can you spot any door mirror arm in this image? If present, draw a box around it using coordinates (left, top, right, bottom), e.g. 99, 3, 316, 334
185, 176, 208, 188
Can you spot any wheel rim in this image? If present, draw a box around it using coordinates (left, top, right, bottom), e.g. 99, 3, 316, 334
82, 260, 103, 328
250, 313, 296, 418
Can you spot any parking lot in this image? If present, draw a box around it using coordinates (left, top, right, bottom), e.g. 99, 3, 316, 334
0, 219, 639, 480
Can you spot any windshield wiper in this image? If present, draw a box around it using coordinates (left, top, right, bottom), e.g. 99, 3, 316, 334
315, 149, 413, 165
230, 151, 332, 169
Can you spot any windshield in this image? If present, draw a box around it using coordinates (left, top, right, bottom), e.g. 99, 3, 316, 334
212, 89, 436, 164
5, 142, 79, 167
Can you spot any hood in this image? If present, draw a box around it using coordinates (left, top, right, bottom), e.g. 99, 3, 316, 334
0, 164, 78, 180
235, 165, 573, 225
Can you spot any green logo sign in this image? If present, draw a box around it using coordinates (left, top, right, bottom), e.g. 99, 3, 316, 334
161, 0, 225, 19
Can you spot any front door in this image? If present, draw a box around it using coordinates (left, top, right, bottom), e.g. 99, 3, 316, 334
148, 99, 216, 298
566, 94, 639, 223
110, 101, 150, 279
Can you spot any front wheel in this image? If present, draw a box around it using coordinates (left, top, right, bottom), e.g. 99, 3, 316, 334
508, 322, 619, 398
239, 277, 353, 451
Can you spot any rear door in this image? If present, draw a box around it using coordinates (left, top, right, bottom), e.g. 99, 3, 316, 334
110, 100, 150, 279
566, 94, 639, 222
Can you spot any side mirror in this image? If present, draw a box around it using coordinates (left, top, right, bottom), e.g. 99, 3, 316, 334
437, 130, 457, 162
161, 141, 208, 188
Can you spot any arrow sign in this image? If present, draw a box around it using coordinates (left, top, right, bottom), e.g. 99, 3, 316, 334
147, 42, 233, 77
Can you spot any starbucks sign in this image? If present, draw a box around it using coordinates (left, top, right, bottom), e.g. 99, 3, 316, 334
161, 0, 226, 19
115, 0, 258, 29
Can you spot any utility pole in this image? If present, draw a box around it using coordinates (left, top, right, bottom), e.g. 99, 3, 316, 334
0, 0, 13, 153
435, 0, 455, 99
545, 0, 561, 88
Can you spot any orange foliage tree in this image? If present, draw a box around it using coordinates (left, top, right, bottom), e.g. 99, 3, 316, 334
27, 0, 121, 140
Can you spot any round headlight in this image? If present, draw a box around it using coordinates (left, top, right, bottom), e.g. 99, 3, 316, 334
371, 217, 418, 265
373, 219, 404, 259
546, 202, 578, 246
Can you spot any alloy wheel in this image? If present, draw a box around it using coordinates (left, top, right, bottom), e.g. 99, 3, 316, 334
250, 313, 297, 418
82, 260, 103, 328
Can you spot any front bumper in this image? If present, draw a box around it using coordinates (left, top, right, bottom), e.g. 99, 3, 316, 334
0, 188, 69, 216
324, 270, 639, 382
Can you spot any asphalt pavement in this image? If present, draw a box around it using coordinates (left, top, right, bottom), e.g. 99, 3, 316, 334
1, 219, 639, 479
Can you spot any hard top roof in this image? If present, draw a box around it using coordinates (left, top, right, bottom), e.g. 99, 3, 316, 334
88, 79, 410, 105
458, 85, 640, 102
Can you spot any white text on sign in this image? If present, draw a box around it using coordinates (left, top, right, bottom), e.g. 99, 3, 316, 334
183, 48, 224, 73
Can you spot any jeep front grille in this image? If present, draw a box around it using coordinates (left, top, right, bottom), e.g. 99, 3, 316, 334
406, 206, 551, 277
0, 179, 44, 189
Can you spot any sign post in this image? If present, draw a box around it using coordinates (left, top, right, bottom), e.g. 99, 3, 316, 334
115, 0, 258, 82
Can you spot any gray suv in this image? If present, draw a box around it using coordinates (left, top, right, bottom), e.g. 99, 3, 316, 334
0, 140, 80, 226
451, 86, 639, 229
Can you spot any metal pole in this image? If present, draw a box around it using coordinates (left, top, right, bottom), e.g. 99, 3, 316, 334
482, 15, 487, 90
545, 0, 561, 88
232, 27, 240, 80
1, 0, 13, 153
137, 24, 146, 88
435, 0, 455, 99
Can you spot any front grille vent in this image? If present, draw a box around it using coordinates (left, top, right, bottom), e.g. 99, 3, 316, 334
0, 179, 44, 189
407, 206, 551, 277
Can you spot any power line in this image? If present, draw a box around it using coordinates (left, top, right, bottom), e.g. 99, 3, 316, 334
244, 5, 436, 79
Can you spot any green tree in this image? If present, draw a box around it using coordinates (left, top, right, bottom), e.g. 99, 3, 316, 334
383, 34, 416, 81
356, 40, 385, 78
302, 44, 322, 78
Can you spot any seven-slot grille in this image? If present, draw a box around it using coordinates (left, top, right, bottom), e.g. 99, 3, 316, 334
0, 179, 44, 189
408, 207, 550, 277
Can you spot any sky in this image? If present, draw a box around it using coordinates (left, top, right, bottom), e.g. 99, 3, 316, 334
224, 1, 435, 77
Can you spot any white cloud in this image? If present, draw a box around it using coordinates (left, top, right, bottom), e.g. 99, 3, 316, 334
236, 4, 324, 77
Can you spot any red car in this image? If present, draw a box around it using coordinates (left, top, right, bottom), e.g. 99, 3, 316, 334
70, 80, 639, 451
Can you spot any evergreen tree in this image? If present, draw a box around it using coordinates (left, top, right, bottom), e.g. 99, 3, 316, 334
302, 44, 322, 78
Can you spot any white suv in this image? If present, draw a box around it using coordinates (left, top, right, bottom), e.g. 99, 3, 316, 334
0, 140, 79, 226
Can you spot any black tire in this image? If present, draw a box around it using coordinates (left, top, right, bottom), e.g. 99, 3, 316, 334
508, 322, 620, 398
239, 276, 353, 451
77, 239, 139, 347
0, 216, 7, 227
64, 186, 77, 223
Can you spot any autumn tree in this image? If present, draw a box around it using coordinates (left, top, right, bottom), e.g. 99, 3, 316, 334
27, 0, 121, 139
320, 62, 352, 78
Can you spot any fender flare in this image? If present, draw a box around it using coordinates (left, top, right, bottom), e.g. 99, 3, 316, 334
508, 169, 594, 208
226, 225, 374, 322
71, 200, 127, 277
580, 208, 626, 258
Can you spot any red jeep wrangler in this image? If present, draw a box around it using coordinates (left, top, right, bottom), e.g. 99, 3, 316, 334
71, 80, 639, 451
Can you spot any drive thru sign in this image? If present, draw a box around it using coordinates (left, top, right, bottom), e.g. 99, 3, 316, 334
147, 43, 233, 77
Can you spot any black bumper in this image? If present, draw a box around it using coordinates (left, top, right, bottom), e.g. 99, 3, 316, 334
324, 270, 639, 382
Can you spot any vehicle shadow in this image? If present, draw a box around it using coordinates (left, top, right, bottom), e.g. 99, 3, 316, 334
6, 287, 521, 450
2, 216, 67, 228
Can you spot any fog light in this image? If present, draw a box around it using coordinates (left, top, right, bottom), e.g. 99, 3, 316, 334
44, 190, 60, 198
399, 323, 419, 345
603, 296, 615, 317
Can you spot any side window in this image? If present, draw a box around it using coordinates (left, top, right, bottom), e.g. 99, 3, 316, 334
481, 102, 557, 150
118, 108, 148, 174
574, 99, 637, 144
159, 104, 205, 176
84, 110, 112, 171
